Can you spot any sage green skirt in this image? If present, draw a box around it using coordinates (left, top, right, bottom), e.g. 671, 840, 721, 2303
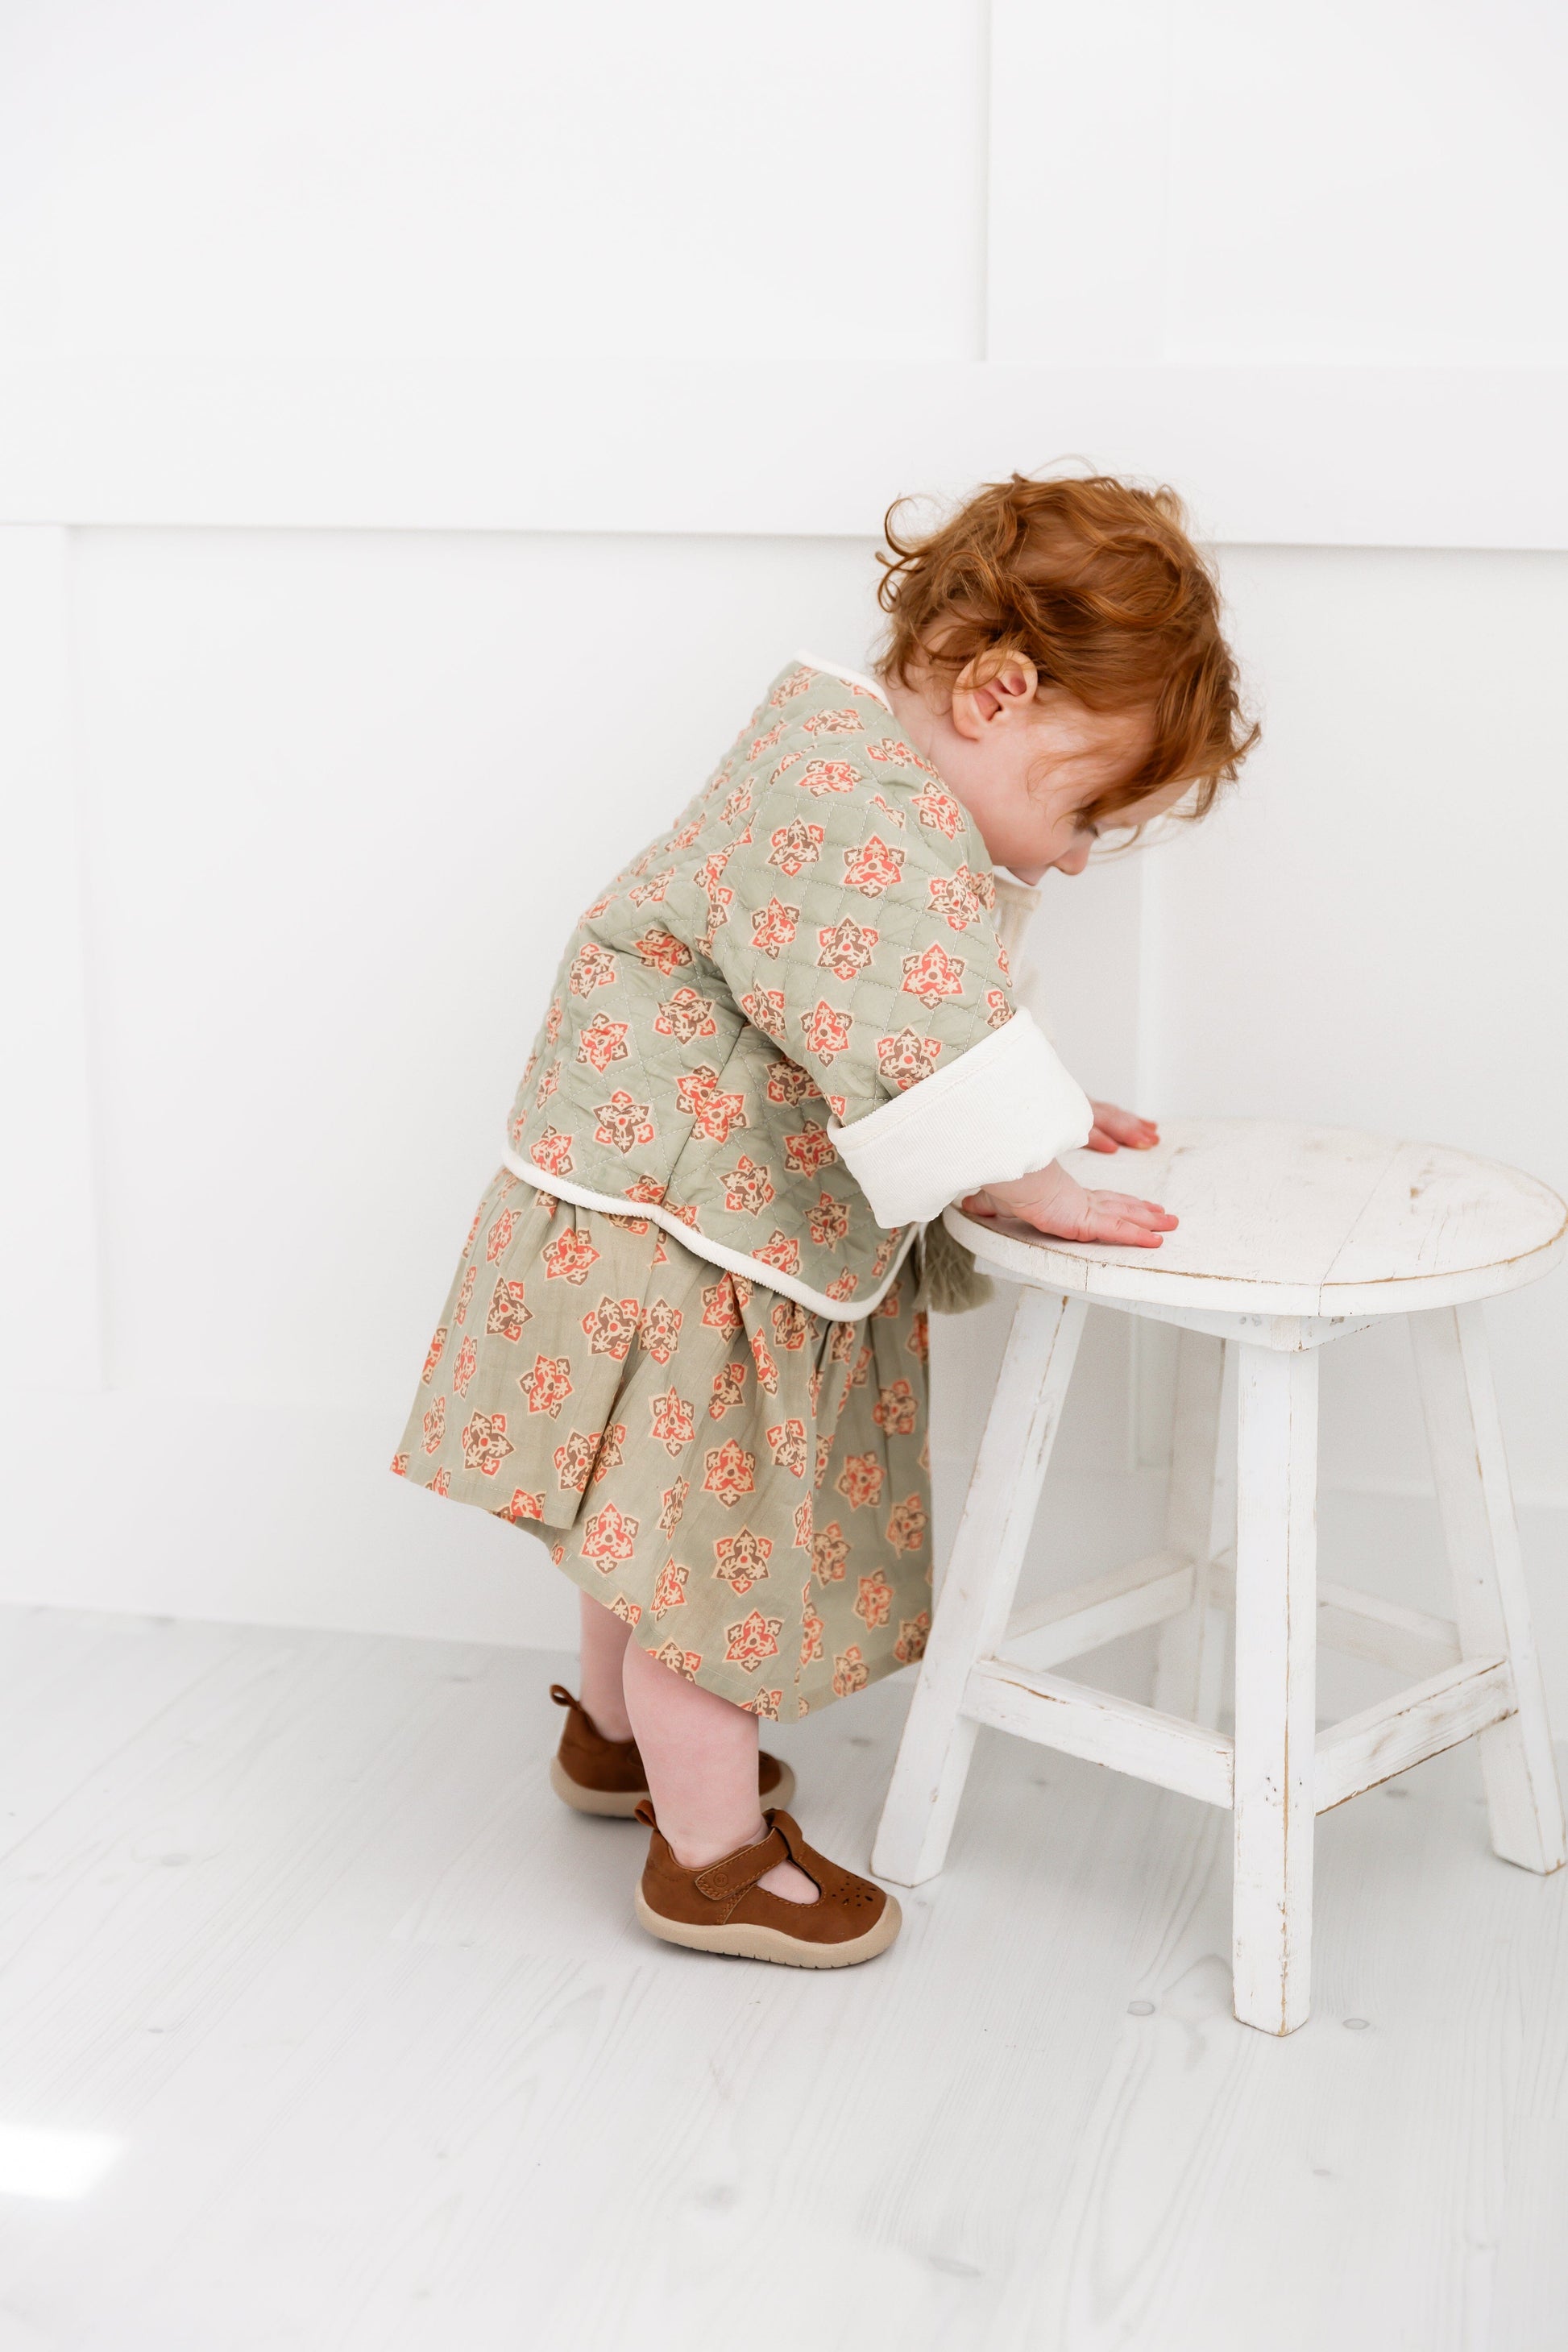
392, 1169, 933, 1718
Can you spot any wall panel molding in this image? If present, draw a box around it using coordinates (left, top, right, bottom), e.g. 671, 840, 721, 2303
2, 359, 1566, 550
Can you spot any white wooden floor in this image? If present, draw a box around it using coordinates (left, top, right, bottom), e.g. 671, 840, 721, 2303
0, 1603, 1564, 2352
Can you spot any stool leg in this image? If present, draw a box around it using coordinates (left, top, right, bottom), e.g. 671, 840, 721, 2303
872, 1288, 1087, 1887
1408, 1303, 1566, 1874
1231, 1342, 1318, 2035
1152, 1331, 1231, 1727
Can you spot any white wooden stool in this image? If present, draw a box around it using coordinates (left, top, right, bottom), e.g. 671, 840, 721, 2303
873, 1119, 1568, 2035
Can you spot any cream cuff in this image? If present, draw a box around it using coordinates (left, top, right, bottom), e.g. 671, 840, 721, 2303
831, 1010, 1094, 1228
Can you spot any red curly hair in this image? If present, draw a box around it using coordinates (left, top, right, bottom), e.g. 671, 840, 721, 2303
876, 472, 1257, 823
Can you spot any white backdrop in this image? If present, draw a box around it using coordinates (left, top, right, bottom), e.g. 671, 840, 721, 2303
2, 2, 1565, 1711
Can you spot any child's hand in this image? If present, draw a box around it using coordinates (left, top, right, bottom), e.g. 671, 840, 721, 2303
1086, 1100, 1160, 1153
959, 1160, 1178, 1249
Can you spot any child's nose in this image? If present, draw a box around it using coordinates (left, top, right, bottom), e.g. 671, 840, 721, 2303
1055, 844, 1091, 876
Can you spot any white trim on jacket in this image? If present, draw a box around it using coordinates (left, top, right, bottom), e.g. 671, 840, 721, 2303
499, 1151, 922, 1321
828, 1009, 1095, 1228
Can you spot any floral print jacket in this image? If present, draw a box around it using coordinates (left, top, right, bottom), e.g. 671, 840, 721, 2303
503, 656, 1094, 1318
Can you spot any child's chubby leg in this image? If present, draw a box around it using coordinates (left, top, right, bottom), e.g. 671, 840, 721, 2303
621, 1637, 818, 1906
577, 1590, 635, 1742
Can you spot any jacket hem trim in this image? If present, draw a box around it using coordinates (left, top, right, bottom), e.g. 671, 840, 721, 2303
499, 1148, 920, 1321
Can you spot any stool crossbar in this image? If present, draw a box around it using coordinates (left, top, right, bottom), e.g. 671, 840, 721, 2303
873, 1120, 1568, 2035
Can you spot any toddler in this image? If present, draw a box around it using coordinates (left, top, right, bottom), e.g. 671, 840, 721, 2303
393, 473, 1255, 1967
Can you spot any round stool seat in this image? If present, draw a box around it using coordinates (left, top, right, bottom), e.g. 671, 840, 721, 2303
944, 1118, 1567, 1320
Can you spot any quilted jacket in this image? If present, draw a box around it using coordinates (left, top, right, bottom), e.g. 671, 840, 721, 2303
502, 656, 1094, 1317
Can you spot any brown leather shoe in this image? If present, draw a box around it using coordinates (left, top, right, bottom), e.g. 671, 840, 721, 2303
548, 1685, 795, 1818
633, 1802, 901, 1968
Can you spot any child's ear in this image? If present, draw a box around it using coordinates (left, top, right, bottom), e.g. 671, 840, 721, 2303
950, 652, 1039, 740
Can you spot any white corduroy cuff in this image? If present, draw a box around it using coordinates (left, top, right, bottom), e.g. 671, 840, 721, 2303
830, 1010, 1094, 1229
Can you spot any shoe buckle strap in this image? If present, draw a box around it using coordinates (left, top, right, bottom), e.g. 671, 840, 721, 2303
694, 1827, 787, 1902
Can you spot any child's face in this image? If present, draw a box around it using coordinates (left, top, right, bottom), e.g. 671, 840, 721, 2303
885, 656, 1184, 885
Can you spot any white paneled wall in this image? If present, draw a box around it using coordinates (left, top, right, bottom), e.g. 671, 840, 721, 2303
2, 4, 1565, 1704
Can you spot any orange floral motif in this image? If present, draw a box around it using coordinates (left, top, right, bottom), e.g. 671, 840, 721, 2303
391, 1452, 409, 1476
703, 1437, 757, 1508
486, 1279, 532, 1342
633, 927, 692, 975
854, 1571, 894, 1630
576, 1013, 630, 1074
749, 1329, 780, 1394
675, 1065, 748, 1144
651, 1559, 690, 1618
907, 1309, 930, 1363
452, 1334, 478, 1397
485, 1209, 518, 1263
886, 1493, 929, 1554
653, 986, 718, 1043
639, 1296, 682, 1364
429, 1467, 452, 1496
421, 1325, 448, 1384
709, 1361, 748, 1417
769, 753, 802, 780
768, 819, 824, 877
772, 1296, 810, 1351
721, 1154, 775, 1215
873, 1379, 918, 1437
591, 1423, 626, 1483
985, 989, 1012, 1030
721, 783, 753, 825
809, 1192, 850, 1251
767, 1418, 807, 1476
814, 1433, 834, 1487
793, 1495, 815, 1551
800, 707, 862, 736
927, 864, 995, 931
496, 1487, 545, 1524
657, 1476, 690, 1535
580, 1293, 641, 1357
842, 836, 906, 898
746, 718, 787, 759
815, 917, 878, 981
581, 1500, 639, 1566
876, 1029, 941, 1090
825, 1268, 860, 1301
836, 1451, 886, 1512
769, 665, 812, 706
454, 1264, 478, 1323
765, 1058, 822, 1105
811, 1520, 850, 1583
852, 1342, 874, 1388
541, 1229, 599, 1285
532, 1126, 575, 1177
799, 1595, 825, 1666
745, 1690, 782, 1721
726, 1610, 784, 1672
649, 1386, 695, 1456
712, 1526, 774, 1596
553, 1429, 601, 1493
902, 941, 967, 1010
625, 1175, 666, 1205
872, 1236, 904, 1280
568, 941, 618, 995
655, 1640, 703, 1680
460, 1410, 514, 1479
865, 736, 933, 769
421, 1398, 446, 1454
534, 1060, 561, 1105
750, 898, 799, 959
544, 998, 563, 1045
869, 793, 906, 828
799, 1000, 852, 1064
912, 782, 964, 838
521, 1353, 574, 1417
832, 1645, 870, 1699
593, 1091, 656, 1155
795, 758, 861, 795
700, 1278, 744, 1338
753, 1233, 800, 1280
627, 869, 674, 909
610, 1595, 641, 1627
783, 1119, 837, 1176
740, 987, 787, 1043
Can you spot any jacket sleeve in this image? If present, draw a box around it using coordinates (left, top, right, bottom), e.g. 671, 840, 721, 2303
708, 762, 1094, 1227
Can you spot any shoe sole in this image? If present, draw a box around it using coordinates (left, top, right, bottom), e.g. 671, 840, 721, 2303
633, 1883, 902, 1968
550, 1755, 798, 1819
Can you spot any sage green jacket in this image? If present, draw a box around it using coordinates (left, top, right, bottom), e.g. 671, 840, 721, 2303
503, 657, 1093, 1317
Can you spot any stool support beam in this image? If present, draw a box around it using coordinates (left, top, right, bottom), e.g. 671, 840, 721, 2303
1315, 1654, 1516, 1813
1002, 1550, 1194, 1671
962, 1658, 1234, 1808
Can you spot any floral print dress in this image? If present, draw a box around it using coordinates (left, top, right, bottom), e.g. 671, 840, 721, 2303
393, 1172, 931, 1719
